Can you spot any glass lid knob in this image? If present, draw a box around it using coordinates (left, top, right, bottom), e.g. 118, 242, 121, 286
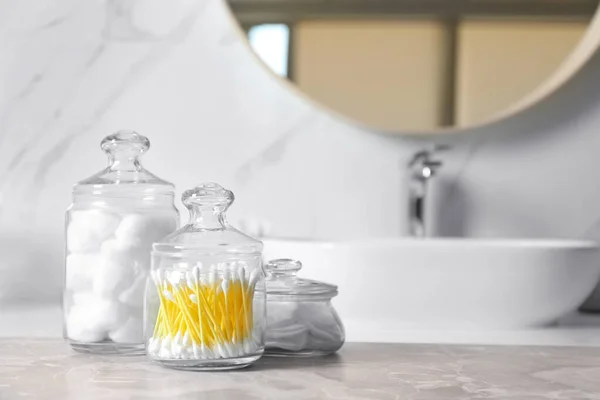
101, 130, 150, 171
266, 259, 302, 277
182, 182, 234, 210
182, 183, 235, 228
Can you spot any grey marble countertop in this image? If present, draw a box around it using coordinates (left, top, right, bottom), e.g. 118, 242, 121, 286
2, 340, 600, 399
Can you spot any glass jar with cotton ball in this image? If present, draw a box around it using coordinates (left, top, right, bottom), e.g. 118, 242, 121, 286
145, 183, 266, 371
63, 130, 179, 355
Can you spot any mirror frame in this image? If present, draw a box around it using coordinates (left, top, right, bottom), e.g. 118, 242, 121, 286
224, 1, 600, 135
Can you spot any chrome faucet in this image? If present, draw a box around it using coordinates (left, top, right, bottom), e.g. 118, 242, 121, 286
408, 145, 448, 237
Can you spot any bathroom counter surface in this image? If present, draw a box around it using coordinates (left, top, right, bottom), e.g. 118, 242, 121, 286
2, 339, 600, 399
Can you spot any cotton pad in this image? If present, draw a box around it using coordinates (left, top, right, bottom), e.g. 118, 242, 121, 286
265, 324, 309, 351
298, 302, 341, 334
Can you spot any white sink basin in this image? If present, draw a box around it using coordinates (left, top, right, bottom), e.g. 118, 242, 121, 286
263, 238, 600, 332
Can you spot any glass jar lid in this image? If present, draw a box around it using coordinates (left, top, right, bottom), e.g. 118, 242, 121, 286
265, 259, 338, 301
74, 130, 174, 195
153, 183, 263, 257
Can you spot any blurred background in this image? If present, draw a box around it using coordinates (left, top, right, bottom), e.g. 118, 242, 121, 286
3, 0, 600, 339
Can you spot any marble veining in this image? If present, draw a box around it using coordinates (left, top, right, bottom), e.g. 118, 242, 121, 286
2, 340, 600, 399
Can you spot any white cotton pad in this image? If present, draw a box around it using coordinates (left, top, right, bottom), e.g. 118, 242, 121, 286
265, 324, 309, 351
67, 210, 120, 253
296, 303, 340, 333
65, 253, 101, 292
307, 324, 342, 344
109, 315, 143, 343
307, 330, 343, 351
115, 214, 177, 249
266, 302, 300, 329
93, 239, 137, 299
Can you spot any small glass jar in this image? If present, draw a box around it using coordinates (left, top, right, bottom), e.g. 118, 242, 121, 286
63, 131, 179, 355
265, 259, 344, 357
145, 183, 266, 370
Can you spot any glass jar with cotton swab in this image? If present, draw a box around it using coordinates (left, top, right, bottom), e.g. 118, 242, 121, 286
145, 183, 266, 371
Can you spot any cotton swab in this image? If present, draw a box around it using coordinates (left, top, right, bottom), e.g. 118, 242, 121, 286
147, 264, 260, 361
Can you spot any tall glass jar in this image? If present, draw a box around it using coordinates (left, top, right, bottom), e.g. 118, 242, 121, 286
63, 131, 179, 355
145, 183, 266, 371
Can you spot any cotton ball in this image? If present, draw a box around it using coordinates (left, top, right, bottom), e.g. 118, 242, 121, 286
71, 295, 129, 333
66, 305, 107, 343
65, 253, 101, 292
93, 239, 137, 298
66, 296, 128, 342
93, 259, 134, 299
72, 291, 95, 306
127, 245, 152, 273
109, 315, 143, 344
115, 214, 177, 249
101, 237, 133, 254
118, 273, 148, 308
67, 210, 120, 253
107, 238, 151, 273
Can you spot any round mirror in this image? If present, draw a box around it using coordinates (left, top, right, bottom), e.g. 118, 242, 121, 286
226, 0, 598, 133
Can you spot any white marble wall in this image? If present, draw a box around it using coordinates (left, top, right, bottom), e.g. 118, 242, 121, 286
1, 0, 600, 304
